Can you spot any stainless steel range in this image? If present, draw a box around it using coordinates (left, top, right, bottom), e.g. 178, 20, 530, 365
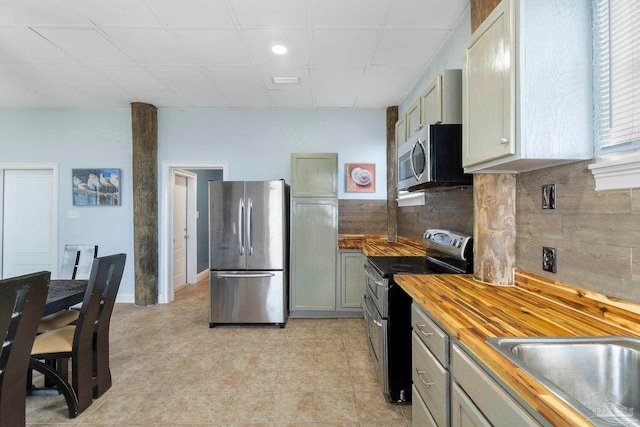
363, 229, 473, 403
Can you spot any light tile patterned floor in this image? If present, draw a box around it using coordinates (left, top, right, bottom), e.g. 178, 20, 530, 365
26, 278, 412, 426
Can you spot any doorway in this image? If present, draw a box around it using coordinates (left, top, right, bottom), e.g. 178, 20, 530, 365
172, 170, 196, 292
161, 161, 228, 304
0, 163, 58, 279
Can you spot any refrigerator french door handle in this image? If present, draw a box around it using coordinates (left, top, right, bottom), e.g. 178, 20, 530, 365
216, 272, 276, 279
239, 198, 244, 256
247, 198, 253, 256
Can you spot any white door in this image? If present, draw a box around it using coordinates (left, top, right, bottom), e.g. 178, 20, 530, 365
173, 175, 188, 291
2, 169, 55, 278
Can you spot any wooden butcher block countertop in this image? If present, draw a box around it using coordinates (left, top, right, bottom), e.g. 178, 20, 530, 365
396, 270, 640, 427
338, 234, 425, 256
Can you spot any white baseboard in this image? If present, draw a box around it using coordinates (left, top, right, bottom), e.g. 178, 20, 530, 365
116, 293, 135, 304
197, 269, 209, 282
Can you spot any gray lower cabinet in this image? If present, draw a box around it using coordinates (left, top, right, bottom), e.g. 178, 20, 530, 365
411, 301, 546, 427
451, 344, 543, 427
337, 250, 365, 311
290, 198, 338, 311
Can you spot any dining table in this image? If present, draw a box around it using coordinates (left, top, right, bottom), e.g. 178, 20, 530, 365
44, 279, 88, 316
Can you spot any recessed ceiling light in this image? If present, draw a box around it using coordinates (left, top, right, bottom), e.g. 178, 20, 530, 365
271, 42, 287, 55
272, 76, 300, 85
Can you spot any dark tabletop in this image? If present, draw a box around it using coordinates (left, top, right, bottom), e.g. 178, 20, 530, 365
44, 279, 88, 317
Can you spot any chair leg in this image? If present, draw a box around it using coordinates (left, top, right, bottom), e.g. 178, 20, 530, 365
29, 359, 78, 418
72, 350, 94, 414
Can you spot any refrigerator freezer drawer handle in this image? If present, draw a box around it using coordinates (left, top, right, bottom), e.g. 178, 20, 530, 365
216, 273, 276, 279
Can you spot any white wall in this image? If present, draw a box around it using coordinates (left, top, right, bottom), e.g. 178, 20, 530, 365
0, 108, 135, 301
158, 108, 387, 199
1, 106, 386, 303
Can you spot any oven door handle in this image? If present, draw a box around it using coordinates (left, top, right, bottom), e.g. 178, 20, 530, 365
364, 264, 385, 288
363, 294, 383, 328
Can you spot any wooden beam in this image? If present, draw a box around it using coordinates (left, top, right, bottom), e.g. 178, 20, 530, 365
471, 0, 502, 32
386, 106, 398, 242
131, 102, 158, 306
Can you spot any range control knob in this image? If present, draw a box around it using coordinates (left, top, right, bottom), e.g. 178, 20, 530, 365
457, 240, 462, 248
451, 239, 458, 247
424, 232, 431, 240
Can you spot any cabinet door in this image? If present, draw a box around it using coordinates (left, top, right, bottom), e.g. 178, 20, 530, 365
462, 0, 514, 167
395, 115, 407, 149
406, 98, 422, 139
452, 383, 492, 427
290, 198, 337, 311
291, 153, 338, 197
338, 250, 364, 310
421, 76, 441, 126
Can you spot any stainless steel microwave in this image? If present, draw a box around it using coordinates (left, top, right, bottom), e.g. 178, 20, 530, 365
398, 124, 472, 191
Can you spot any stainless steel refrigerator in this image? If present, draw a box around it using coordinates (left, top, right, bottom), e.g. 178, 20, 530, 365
208, 180, 290, 327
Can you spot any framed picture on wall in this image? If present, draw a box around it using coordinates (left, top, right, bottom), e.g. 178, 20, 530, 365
346, 163, 375, 193
72, 168, 120, 206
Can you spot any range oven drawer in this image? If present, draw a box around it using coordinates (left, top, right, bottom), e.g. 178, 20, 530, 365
411, 302, 449, 367
363, 292, 387, 395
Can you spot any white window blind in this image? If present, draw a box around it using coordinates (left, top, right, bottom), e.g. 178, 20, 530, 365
594, 0, 640, 154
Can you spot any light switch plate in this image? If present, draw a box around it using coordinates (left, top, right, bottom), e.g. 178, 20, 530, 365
66, 210, 79, 219
542, 184, 556, 209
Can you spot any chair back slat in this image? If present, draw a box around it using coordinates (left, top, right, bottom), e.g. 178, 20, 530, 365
60, 245, 98, 280
0, 271, 49, 427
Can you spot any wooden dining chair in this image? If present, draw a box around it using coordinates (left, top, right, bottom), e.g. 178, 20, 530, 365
31, 253, 126, 416
0, 271, 49, 427
37, 245, 98, 334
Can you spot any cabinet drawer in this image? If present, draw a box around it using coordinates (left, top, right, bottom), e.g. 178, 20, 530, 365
412, 385, 438, 427
412, 332, 449, 427
452, 345, 541, 427
411, 302, 449, 366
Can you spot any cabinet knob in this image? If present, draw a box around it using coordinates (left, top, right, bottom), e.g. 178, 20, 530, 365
500, 138, 509, 145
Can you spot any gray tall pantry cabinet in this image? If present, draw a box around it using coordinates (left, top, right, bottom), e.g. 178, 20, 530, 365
290, 153, 338, 315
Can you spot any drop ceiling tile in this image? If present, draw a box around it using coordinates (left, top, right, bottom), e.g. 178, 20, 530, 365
102, 28, 190, 64
0, 89, 58, 107
311, 0, 390, 27
0, 28, 76, 64
146, 65, 213, 90
223, 90, 271, 108
81, 89, 137, 107
312, 29, 378, 66
37, 65, 122, 90
33, 28, 132, 64
147, 0, 233, 26
203, 67, 263, 92
269, 90, 313, 108
65, 0, 160, 26
313, 88, 358, 108
230, 0, 307, 27
361, 65, 423, 93
356, 90, 406, 108
129, 89, 187, 107
311, 67, 365, 93
386, 0, 468, 27
0, 48, 21, 64
372, 28, 448, 65
33, 88, 96, 107
175, 89, 227, 107
90, 66, 164, 90
256, 66, 310, 91
243, 28, 309, 66
172, 29, 251, 65
0, 0, 89, 26
0, 64, 69, 91
0, 12, 20, 26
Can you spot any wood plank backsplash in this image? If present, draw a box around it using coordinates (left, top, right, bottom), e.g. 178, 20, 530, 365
516, 160, 640, 304
397, 187, 474, 240
338, 199, 388, 235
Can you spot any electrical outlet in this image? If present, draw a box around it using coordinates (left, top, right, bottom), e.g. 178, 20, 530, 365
66, 210, 79, 219
542, 184, 556, 209
542, 247, 557, 273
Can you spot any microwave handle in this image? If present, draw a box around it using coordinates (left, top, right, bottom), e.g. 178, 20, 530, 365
410, 139, 426, 181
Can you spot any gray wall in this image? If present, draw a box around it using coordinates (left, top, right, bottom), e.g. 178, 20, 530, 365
186, 169, 223, 274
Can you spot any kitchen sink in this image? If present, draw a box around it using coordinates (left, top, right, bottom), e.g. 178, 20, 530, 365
486, 336, 640, 427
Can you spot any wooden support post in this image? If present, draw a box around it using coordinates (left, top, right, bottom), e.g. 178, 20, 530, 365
131, 102, 158, 306
386, 106, 398, 242
473, 173, 516, 286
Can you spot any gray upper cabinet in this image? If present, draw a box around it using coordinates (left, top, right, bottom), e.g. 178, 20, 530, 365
291, 153, 338, 197
462, 0, 592, 173
421, 69, 462, 126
